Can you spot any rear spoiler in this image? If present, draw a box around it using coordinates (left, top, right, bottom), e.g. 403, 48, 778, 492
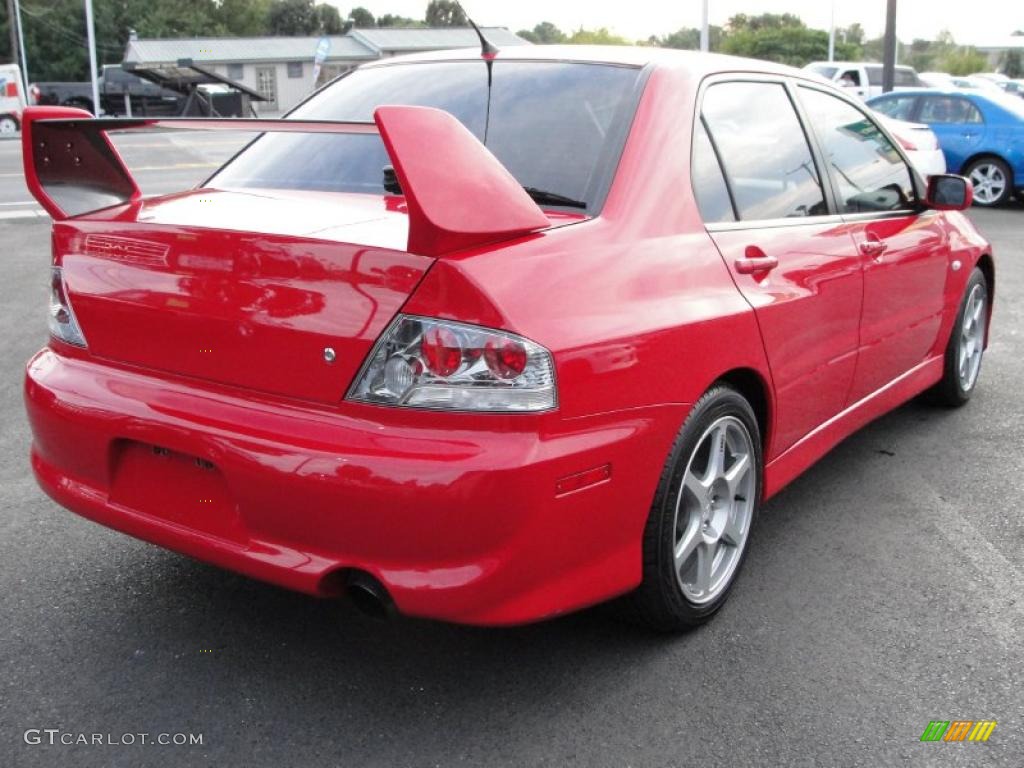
20, 105, 551, 258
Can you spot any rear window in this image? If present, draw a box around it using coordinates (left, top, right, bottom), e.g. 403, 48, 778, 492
871, 94, 918, 120
210, 61, 645, 213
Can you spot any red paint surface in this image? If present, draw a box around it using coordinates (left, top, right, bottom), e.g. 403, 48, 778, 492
22, 48, 993, 625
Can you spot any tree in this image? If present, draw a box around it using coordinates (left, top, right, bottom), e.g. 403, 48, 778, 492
315, 4, 344, 33
650, 25, 724, 51
268, 0, 316, 35
425, 0, 466, 27
939, 46, 989, 75
721, 14, 859, 66
378, 14, 423, 28
347, 7, 375, 28
516, 21, 566, 44
567, 27, 628, 46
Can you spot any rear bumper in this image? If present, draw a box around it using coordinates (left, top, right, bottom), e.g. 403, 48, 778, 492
25, 347, 685, 625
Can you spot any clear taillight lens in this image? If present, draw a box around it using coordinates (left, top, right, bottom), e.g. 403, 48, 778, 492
48, 266, 87, 347
347, 315, 556, 412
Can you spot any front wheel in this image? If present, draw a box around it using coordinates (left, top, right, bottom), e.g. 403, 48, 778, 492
629, 385, 762, 631
928, 267, 988, 407
965, 157, 1012, 207
0, 115, 18, 134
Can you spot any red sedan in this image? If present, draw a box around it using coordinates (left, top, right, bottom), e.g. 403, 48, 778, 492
21, 47, 993, 630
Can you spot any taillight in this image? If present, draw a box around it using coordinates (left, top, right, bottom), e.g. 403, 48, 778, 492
895, 134, 918, 152
48, 266, 87, 347
347, 315, 556, 412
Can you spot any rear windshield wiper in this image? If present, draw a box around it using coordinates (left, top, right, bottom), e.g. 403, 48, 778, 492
522, 186, 588, 210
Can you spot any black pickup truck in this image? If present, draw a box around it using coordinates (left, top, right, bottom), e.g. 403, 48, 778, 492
30, 65, 185, 116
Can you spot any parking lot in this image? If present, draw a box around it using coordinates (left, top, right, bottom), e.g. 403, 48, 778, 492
0, 131, 1022, 766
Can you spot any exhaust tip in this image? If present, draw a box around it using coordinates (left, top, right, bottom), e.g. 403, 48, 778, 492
345, 571, 395, 620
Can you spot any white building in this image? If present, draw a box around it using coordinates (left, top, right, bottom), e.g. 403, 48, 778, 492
123, 27, 530, 115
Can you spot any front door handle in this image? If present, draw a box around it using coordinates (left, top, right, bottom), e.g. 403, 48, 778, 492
859, 240, 888, 258
734, 255, 779, 274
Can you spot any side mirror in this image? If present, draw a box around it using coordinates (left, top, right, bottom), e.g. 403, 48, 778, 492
925, 174, 973, 211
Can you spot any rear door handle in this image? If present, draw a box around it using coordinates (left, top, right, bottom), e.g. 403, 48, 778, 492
859, 240, 888, 258
734, 255, 779, 274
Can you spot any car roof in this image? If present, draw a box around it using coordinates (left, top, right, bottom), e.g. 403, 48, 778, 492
806, 61, 914, 69
362, 44, 815, 81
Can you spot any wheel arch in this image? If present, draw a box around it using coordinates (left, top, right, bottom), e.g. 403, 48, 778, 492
716, 367, 772, 453
960, 152, 1013, 183
975, 251, 995, 343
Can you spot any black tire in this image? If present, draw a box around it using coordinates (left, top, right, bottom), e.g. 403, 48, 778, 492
628, 384, 762, 632
928, 267, 988, 407
964, 157, 1013, 207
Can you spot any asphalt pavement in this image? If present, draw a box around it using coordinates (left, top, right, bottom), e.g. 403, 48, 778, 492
0, 133, 1021, 767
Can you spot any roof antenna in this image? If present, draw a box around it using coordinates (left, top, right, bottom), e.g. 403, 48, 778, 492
455, 2, 499, 59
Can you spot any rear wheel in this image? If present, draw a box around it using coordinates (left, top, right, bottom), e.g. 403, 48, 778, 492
965, 157, 1012, 207
928, 267, 988, 407
0, 115, 18, 134
629, 385, 761, 631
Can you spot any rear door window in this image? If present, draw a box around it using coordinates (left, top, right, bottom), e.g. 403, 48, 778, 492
691, 119, 736, 223
918, 96, 983, 124
798, 86, 916, 213
700, 81, 827, 220
870, 94, 919, 120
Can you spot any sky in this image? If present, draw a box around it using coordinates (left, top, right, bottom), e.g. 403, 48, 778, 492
327, 0, 1024, 46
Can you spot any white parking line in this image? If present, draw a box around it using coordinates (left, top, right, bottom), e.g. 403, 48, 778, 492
0, 208, 47, 220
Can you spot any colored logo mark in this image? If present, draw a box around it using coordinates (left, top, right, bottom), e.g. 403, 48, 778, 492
920, 720, 996, 742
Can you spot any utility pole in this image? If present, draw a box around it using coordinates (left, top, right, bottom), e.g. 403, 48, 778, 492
700, 0, 710, 52
6, 0, 18, 67
882, 0, 897, 93
12, 0, 29, 94
828, 0, 836, 62
83, 0, 100, 115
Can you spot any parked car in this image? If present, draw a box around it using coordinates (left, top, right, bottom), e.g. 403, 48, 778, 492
918, 72, 1003, 92
30, 64, 185, 116
21, 47, 993, 630
868, 88, 1024, 205
875, 113, 947, 177
804, 61, 925, 99
0, 63, 27, 133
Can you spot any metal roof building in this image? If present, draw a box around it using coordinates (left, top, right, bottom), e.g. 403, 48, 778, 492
123, 27, 530, 114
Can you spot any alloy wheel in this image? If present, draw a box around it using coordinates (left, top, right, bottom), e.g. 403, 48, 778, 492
673, 415, 756, 604
968, 163, 1007, 205
958, 283, 986, 391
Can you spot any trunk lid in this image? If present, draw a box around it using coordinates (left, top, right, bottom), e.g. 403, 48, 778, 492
55, 189, 432, 404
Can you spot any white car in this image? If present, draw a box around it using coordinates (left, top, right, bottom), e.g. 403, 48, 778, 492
804, 61, 925, 100
876, 113, 946, 179
919, 72, 1003, 92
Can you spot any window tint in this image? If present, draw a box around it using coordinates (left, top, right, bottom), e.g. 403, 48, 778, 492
691, 120, 735, 223
919, 96, 983, 124
871, 95, 918, 120
799, 87, 915, 213
809, 64, 839, 80
227, 63, 244, 80
866, 66, 883, 86
287, 61, 304, 79
701, 82, 827, 220
895, 68, 920, 87
211, 62, 643, 212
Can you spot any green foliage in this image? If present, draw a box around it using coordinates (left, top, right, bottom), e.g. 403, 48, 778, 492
348, 7, 375, 29
566, 27, 628, 46
648, 25, 724, 51
938, 46, 989, 76
516, 21, 566, 44
722, 24, 858, 66
424, 0, 466, 27
377, 14, 423, 28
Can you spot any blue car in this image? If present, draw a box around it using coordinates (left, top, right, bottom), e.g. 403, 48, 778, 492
868, 89, 1024, 206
